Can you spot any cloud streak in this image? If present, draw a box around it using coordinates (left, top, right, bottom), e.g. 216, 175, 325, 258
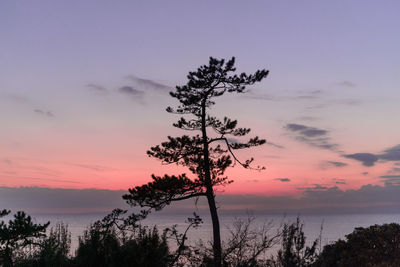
344, 153, 379, 167
285, 123, 338, 150
66, 163, 115, 172
297, 184, 328, 190
379, 175, 400, 186
125, 75, 171, 92
34, 109, 54, 117
118, 86, 145, 102
87, 83, 108, 93
305, 98, 361, 110
0, 175, 82, 185
119, 86, 144, 96
344, 144, 400, 167
337, 81, 356, 88
265, 140, 285, 149
275, 178, 291, 182
246, 89, 323, 102
332, 178, 346, 185
286, 123, 327, 137
325, 161, 348, 167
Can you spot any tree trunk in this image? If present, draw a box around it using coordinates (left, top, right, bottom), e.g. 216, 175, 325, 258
206, 189, 222, 266
201, 101, 222, 267
4, 245, 13, 267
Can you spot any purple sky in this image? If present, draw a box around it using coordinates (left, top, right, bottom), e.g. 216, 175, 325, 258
1, 1, 400, 213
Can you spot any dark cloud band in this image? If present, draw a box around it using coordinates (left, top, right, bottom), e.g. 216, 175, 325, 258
2, 183, 400, 214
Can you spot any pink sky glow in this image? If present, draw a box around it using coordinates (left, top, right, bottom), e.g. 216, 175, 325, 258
1, 1, 400, 200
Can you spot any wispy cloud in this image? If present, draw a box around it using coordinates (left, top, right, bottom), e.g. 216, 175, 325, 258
286, 123, 327, 137
265, 140, 285, 149
297, 184, 328, 190
325, 161, 348, 167
67, 163, 115, 172
337, 81, 356, 88
125, 75, 171, 92
87, 83, 108, 94
275, 178, 291, 182
380, 175, 400, 179
285, 123, 338, 150
246, 89, 324, 102
119, 86, 144, 95
332, 178, 346, 185
344, 153, 378, 167
380, 145, 400, 161
379, 175, 400, 186
344, 144, 400, 167
0, 175, 82, 184
118, 86, 145, 102
34, 109, 54, 117
305, 98, 361, 110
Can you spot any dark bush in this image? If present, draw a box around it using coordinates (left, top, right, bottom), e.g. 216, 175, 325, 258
118, 227, 171, 267
315, 223, 400, 267
74, 221, 121, 267
74, 220, 171, 267
266, 217, 320, 267
31, 222, 72, 267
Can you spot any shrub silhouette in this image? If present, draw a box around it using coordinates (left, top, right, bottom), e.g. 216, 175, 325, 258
4, 209, 400, 266
118, 227, 170, 267
275, 218, 319, 267
74, 220, 171, 267
315, 223, 400, 267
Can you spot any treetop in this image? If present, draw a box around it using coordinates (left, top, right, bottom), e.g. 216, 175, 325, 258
168, 57, 268, 115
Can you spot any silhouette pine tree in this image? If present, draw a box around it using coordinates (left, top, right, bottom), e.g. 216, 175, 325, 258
123, 57, 268, 266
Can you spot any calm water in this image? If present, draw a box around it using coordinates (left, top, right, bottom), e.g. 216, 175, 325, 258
30, 212, 400, 255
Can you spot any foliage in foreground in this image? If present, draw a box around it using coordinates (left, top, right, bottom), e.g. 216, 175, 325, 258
75, 222, 170, 267
271, 217, 320, 267
2, 209, 400, 266
0, 209, 50, 266
315, 223, 400, 267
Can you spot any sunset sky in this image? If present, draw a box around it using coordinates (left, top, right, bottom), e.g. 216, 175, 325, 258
1, 0, 400, 209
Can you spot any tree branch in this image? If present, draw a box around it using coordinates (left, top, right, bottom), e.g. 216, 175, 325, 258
208, 137, 264, 170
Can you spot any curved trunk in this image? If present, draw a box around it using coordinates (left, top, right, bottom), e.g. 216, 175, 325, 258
201, 101, 222, 267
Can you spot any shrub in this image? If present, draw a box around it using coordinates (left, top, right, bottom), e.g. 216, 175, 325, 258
315, 223, 400, 267
32, 222, 72, 267
74, 219, 171, 267
268, 217, 320, 267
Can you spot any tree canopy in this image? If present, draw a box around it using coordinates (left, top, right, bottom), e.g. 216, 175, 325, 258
0, 210, 49, 266
315, 223, 400, 267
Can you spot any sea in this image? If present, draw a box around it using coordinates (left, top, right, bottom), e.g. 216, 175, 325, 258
29, 212, 400, 256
